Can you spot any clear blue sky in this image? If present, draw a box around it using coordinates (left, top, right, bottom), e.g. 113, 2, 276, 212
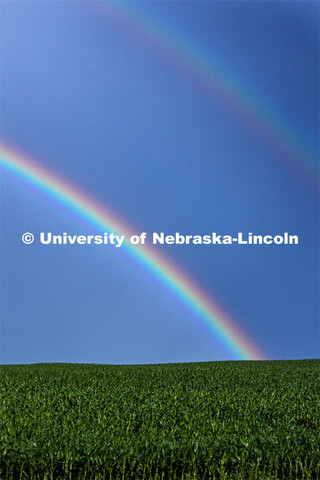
1, 1, 319, 364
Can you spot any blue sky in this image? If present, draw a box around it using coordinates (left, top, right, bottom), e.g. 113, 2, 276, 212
1, 1, 319, 364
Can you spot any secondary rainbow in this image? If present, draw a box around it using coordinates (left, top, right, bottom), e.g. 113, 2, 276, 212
0, 142, 265, 360
86, 1, 318, 186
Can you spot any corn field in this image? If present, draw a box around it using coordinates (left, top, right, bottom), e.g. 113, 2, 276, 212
0, 360, 319, 479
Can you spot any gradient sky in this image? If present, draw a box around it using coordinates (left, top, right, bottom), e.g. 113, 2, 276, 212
1, 1, 319, 364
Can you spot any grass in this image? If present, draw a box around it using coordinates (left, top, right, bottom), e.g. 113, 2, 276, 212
0, 359, 319, 479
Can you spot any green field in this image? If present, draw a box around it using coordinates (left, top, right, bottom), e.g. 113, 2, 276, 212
0, 360, 319, 480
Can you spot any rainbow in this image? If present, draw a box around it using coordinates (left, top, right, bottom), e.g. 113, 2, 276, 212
85, 1, 318, 186
0, 142, 265, 360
